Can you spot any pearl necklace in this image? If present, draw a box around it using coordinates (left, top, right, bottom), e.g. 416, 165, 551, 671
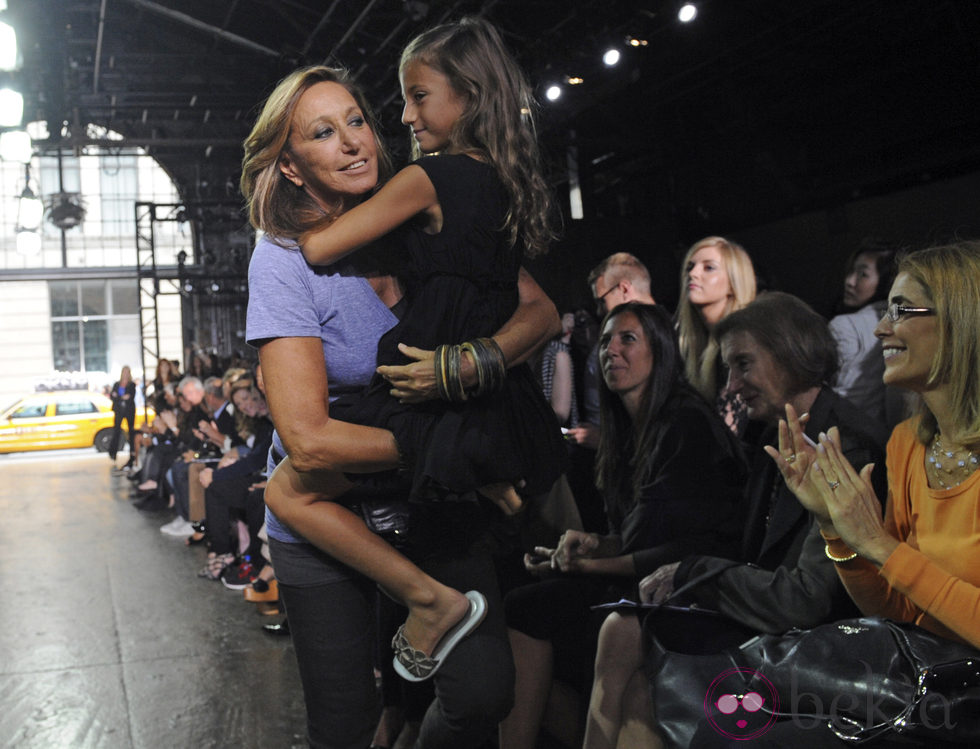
927, 434, 980, 489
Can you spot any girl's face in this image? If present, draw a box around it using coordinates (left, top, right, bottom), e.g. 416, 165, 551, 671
279, 81, 380, 211
400, 60, 466, 154
232, 387, 268, 418
686, 245, 732, 311
874, 272, 939, 393
843, 252, 880, 308
599, 311, 654, 407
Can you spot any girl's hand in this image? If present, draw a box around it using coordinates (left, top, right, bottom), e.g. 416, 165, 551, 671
524, 547, 556, 577
377, 344, 437, 403
763, 403, 832, 525
199, 467, 214, 488
811, 430, 897, 565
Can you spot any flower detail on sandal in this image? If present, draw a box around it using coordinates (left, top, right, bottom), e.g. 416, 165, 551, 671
391, 590, 488, 683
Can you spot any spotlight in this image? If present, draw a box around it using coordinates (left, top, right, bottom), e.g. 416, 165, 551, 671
545, 85, 563, 102
678, 3, 697, 23
0, 130, 32, 163
602, 48, 621, 67
566, 76, 584, 85
0, 87, 24, 127
0, 21, 17, 71
627, 36, 648, 47
210, 282, 221, 293
183, 281, 194, 293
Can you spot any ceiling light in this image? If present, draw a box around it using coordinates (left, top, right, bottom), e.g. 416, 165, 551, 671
545, 85, 563, 101
0, 88, 24, 127
678, 3, 698, 23
17, 172, 44, 232
627, 37, 648, 47
602, 49, 621, 67
0, 129, 31, 162
0, 21, 17, 70
566, 76, 584, 85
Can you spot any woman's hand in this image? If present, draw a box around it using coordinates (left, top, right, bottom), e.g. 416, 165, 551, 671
638, 562, 681, 604
763, 404, 832, 525
376, 344, 438, 403
199, 467, 214, 489
553, 529, 601, 572
811, 429, 898, 565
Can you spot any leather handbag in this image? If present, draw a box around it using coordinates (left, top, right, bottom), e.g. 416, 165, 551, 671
645, 615, 980, 747
360, 498, 412, 551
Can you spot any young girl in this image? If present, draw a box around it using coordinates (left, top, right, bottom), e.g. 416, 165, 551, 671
263, 17, 565, 681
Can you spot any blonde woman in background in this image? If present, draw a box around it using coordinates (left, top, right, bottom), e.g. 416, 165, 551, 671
676, 236, 756, 434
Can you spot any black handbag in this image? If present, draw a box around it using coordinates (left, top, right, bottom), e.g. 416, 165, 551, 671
645, 615, 980, 747
360, 498, 412, 551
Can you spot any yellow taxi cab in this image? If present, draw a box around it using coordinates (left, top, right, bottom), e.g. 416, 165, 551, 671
0, 390, 153, 454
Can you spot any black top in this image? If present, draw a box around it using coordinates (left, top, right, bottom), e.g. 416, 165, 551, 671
110, 380, 136, 417
331, 154, 566, 502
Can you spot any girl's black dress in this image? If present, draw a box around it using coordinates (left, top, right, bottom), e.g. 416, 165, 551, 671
331, 153, 566, 502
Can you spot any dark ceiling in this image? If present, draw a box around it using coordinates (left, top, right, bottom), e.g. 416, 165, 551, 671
7, 0, 980, 235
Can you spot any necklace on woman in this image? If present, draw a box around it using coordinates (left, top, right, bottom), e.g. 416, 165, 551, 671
927, 433, 980, 489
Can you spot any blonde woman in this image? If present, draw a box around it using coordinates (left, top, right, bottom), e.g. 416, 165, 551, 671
676, 236, 756, 433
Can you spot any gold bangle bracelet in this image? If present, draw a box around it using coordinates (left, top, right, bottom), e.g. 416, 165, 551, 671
825, 544, 859, 563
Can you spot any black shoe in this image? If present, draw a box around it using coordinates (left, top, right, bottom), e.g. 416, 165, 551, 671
262, 618, 290, 636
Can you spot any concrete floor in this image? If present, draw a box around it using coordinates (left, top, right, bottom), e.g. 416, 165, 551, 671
0, 449, 308, 749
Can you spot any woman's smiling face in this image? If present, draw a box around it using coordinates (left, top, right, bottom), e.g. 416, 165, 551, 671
875, 272, 940, 393
278, 81, 380, 211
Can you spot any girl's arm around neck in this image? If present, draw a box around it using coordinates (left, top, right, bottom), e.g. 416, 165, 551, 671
299, 164, 438, 265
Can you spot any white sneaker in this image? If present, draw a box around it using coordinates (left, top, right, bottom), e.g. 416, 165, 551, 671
160, 517, 195, 537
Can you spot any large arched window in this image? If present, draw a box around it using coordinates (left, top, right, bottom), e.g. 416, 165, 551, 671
0, 125, 184, 270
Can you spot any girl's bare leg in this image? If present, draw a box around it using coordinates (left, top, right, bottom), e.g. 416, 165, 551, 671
616, 669, 662, 749
498, 628, 553, 749
584, 612, 652, 749
265, 456, 470, 655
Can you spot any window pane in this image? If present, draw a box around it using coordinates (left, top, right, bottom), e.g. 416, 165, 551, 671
52, 320, 81, 371
80, 280, 106, 315
50, 282, 79, 317
12, 403, 47, 418
83, 319, 109, 373
110, 280, 139, 314
55, 399, 98, 415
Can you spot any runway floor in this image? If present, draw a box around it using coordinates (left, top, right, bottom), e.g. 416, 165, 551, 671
0, 449, 308, 749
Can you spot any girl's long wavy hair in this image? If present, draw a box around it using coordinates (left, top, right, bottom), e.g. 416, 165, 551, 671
676, 236, 756, 400
399, 17, 557, 257
240, 66, 392, 240
899, 241, 980, 449
595, 303, 695, 523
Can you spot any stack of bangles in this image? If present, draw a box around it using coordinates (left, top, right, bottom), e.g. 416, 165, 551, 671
434, 337, 506, 403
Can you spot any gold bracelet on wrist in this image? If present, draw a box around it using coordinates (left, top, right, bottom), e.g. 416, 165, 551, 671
824, 544, 859, 563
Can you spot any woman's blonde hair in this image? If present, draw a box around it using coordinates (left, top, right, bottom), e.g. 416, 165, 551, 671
399, 17, 557, 257
899, 241, 980, 448
676, 236, 756, 399
240, 66, 392, 240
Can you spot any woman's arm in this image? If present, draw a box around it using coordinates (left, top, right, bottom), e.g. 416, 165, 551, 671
549, 348, 574, 424
258, 336, 400, 474
300, 165, 437, 266
377, 266, 561, 403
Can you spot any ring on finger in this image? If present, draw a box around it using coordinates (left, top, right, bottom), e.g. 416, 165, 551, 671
827, 480, 841, 491
785, 453, 797, 464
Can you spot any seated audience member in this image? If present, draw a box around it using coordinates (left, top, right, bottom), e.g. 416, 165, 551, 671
581, 283, 946, 748
829, 239, 904, 427
198, 373, 274, 584
566, 253, 657, 533
499, 303, 746, 749
676, 236, 757, 436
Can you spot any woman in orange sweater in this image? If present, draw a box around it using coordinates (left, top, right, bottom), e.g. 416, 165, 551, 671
772, 241, 980, 650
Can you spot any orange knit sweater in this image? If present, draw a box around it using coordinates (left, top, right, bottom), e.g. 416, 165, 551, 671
825, 418, 980, 648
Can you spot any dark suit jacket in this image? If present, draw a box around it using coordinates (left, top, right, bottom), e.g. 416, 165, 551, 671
672, 387, 889, 633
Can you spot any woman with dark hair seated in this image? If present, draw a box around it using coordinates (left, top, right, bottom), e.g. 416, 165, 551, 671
500, 302, 747, 749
